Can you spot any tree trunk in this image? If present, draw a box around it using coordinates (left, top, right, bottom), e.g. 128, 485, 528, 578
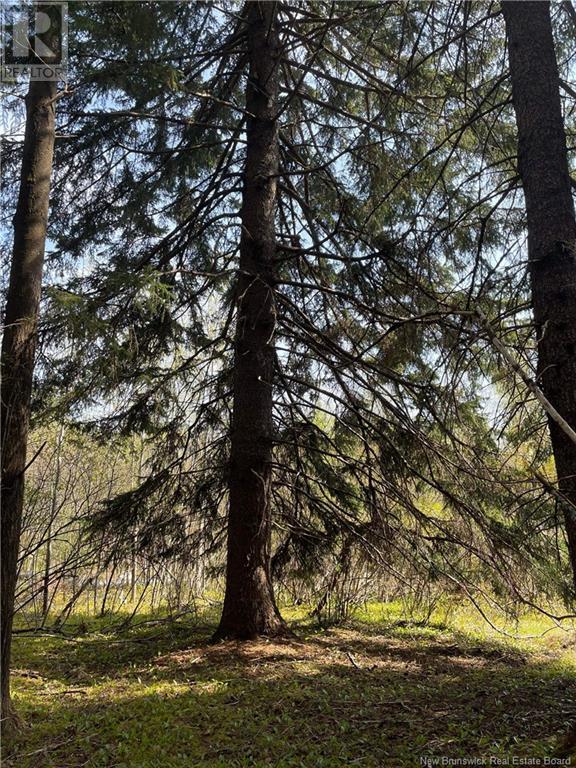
213, 1, 287, 640
502, 1, 576, 590
1, 72, 57, 727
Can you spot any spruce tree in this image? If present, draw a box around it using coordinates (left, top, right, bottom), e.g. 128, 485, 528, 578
1, 3, 58, 729
502, 0, 576, 589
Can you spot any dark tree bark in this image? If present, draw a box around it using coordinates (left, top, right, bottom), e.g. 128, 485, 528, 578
502, 1, 576, 589
1, 71, 57, 727
555, 720, 576, 758
213, 1, 287, 640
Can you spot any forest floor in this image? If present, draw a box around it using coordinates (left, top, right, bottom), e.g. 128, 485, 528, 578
4, 603, 576, 767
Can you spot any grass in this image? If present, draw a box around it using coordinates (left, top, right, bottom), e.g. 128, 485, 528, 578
4, 602, 576, 767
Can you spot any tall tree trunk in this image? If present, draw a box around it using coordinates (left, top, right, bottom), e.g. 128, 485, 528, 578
213, 1, 287, 640
502, 1, 576, 589
1, 71, 57, 726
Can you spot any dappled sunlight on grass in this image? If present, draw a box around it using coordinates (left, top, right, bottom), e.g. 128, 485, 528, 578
5, 603, 576, 767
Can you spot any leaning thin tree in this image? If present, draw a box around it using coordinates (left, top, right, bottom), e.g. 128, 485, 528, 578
502, 1, 576, 589
1, 5, 58, 726
214, 0, 287, 639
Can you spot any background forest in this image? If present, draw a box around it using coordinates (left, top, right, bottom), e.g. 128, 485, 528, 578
1, 1, 576, 766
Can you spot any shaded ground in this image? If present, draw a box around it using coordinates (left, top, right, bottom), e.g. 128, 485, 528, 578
5, 609, 576, 767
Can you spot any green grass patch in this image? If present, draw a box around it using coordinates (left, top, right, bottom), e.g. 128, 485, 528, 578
5, 604, 576, 767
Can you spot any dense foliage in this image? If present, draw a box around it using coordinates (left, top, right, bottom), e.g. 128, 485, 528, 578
2, 0, 576, 634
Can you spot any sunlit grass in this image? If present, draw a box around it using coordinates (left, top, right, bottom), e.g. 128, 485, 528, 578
6, 602, 576, 767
